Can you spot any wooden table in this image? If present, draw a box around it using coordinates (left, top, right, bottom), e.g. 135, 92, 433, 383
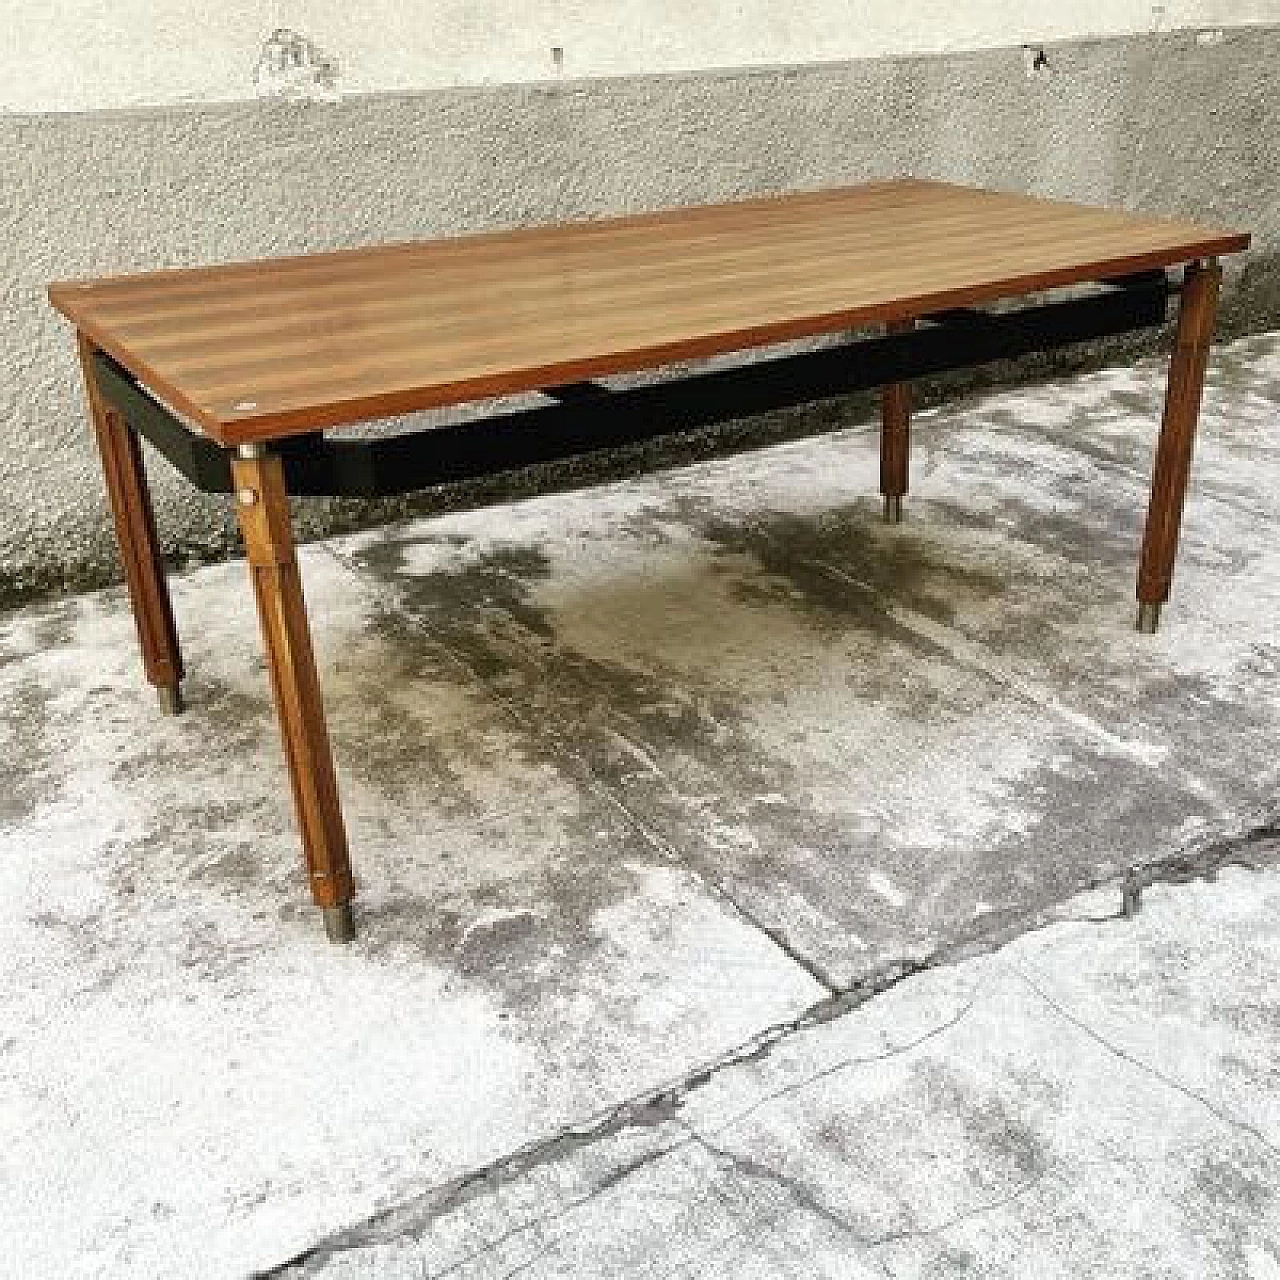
49, 178, 1250, 942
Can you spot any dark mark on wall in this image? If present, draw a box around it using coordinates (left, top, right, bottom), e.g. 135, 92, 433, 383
253, 29, 341, 102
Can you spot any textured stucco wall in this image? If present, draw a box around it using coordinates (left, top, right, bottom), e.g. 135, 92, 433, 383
2, 26, 1278, 603
3, 1, 1277, 110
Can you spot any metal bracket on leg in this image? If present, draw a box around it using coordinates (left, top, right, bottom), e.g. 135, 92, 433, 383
883, 495, 904, 524
1136, 602, 1162, 634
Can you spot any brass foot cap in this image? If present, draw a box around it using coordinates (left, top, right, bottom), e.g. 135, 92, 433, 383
157, 684, 185, 716
883, 496, 904, 524
1136, 602, 1162, 635
323, 903, 356, 944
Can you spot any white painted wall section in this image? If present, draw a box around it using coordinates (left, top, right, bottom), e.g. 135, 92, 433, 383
3, 0, 1277, 111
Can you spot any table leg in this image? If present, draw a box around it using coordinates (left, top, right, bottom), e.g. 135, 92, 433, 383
880, 319, 914, 523
77, 334, 185, 714
1136, 260, 1222, 633
232, 445, 356, 942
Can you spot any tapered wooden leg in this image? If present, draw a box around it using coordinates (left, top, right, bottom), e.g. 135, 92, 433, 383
232, 446, 355, 942
1136, 260, 1222, 633
880, 319, 914, 523
77, 334, 185, 712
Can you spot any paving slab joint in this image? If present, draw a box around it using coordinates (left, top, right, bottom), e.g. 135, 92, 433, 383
254, 818, 1280, 1276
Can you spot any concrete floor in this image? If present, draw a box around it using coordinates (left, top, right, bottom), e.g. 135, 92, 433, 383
2, 333, 1279, 1277
295, 868, 1280, 1279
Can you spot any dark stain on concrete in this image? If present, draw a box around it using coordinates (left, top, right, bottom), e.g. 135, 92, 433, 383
356, 532, 738, 757
1104, 387, 1163, 420
1182, 1152, 1276, 1278
27, 906, 109, 971
360, 512, 962, 796
101, 672, 287, 939
344, 488, 1253, 990
644, 495, 1009, 632
0, 598, 77, 671
1208, 997, 1280, 1040
190, 843, 263, 889
928, 486, 1138, 577
351, 809, 663, 1020
1219, 1052, 1280, 1098
15, 599, 78, 660
324, 609, 494, 814
1193, 1155, 1273, 1216
905, 1062, 1052, 1186
919, 1245, 978, 1275
961, 763, 1185, 907
86, 438, 1252, 997
1127, 670, 1280, 798
0, 676, 59, 825
963, 1101, 1051, 1184
348, 525, 911, 998
27, 566, 672, 1007
361, 540, 557, 646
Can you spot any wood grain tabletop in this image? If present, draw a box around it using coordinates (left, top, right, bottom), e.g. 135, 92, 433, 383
49, 178, 1250, 446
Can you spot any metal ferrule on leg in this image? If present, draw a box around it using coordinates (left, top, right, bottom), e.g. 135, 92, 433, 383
157, 684, 185, 715
323, 903, 356, 943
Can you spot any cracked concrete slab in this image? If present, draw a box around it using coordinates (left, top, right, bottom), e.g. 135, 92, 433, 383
2, 333, 1279, 1275
291, 867, 1280, 1279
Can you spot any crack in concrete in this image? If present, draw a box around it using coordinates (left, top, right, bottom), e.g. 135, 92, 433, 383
1129, 818, 1280, 892
424, 1127, 1236, 1279
864, 1171, 1050, 1252
392, 996, 983, 1280
697, 991, 981, 1144
276, 537, 1280, 1278
424, 1140, 702, 1280
252, 990, 846, 1277
254, 814, 1280, 1278
693, 1129, 1051, 1257
1013, 966, 1280, 1162
253, 954, 990, 1277
691, 1132, 869, 1238
321, 540, 843, 993
639, 1113, 1241, 1274
578, 773, 842, 993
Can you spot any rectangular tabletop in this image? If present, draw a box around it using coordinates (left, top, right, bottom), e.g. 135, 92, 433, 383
49, 178, 1249, 446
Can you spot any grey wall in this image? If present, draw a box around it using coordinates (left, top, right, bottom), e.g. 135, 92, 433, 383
2, 26, 1277, 606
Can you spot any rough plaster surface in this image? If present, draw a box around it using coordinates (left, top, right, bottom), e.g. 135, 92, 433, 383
3, 29, 1277, 607
3, 2, 1277, 111
2, 333, 1279, 1276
